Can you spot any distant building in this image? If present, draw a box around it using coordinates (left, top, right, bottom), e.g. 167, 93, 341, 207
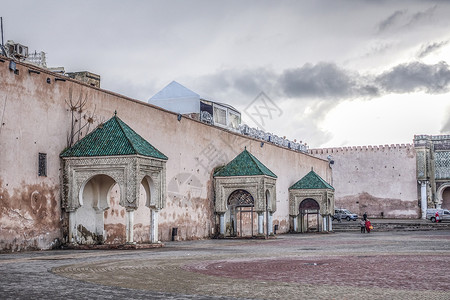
415, 135, 450, 215
67, 71, 101, 88
149, 81, 241, 131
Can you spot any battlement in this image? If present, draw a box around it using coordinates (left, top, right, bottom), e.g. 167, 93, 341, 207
414, 134, 450, 141
308, 143, 414, 155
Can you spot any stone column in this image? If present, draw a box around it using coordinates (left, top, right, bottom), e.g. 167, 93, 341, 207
126, 209, 135, 244
268, 213, 273, 234
323, 216, 327, 232
68, 210, 77, 243
329, 215, 333, 231
420, 181, 428, 219
219, 213, 225, 235
151, 209, 159, 243
293, 216, 298, 232
258, 212, 264, 235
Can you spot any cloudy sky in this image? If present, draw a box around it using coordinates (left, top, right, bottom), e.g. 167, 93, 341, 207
3, 0, 450, 148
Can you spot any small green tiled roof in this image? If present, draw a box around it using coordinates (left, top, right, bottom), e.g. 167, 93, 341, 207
289, 170, 334, 190
213, 149, 277, 178
60, 114, 168, 160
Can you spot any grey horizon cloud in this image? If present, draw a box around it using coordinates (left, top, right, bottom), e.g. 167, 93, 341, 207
190, 60, 450, 146
376, 61, 450, 94
198, 60, 450, 103
417, 40, 449, 58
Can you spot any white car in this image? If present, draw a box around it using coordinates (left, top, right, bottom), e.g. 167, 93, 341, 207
333, 209, 358, 221
426, 209, 450, 222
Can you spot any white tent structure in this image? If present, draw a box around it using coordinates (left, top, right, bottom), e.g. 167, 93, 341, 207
148, 81, 201, 115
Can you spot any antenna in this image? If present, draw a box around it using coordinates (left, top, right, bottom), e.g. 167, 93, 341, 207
0, 17, 5, 57
1, 17, 4, 47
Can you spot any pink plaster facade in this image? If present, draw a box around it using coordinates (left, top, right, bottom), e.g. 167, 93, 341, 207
309, 145, 419, 218
0, 58, 330, 251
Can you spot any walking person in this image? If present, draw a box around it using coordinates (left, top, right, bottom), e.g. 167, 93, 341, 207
363, 212, 367, 221
435, 210, 440, 223
360, 218, 366, 233
365, 219, 372, 233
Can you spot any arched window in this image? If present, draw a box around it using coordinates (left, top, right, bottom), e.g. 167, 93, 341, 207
228, 189, 255, 207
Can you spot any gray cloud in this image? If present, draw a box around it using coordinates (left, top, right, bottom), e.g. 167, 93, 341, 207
406, 5, 437, 27
417, 40, 449, 58
377, 10, 406, 33
376, 61, 450, 94
376, 6, 437, 34
193, 61, 450, 105
279, 63, 381, 100
280, 63, 353, 99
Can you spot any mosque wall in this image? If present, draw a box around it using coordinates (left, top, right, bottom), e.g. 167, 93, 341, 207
309, 145, 419, 218
0, 58, 330, 251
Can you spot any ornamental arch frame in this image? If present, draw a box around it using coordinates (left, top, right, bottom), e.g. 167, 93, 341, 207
214, 175, 277, 237
61, 155, 167, 245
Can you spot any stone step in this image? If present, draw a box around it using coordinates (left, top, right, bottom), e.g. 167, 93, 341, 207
332, 220, 450, 232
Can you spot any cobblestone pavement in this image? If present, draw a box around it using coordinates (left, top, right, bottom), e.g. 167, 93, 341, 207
1, 231, 450, 299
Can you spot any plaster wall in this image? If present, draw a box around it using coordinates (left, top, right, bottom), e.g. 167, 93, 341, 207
309, 145, 419, 218
0, 59, 329, 250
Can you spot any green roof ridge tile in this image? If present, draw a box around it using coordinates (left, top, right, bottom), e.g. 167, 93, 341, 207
60, 114, 168, 160
213, 149, 277, 178
289, 170, 334, 190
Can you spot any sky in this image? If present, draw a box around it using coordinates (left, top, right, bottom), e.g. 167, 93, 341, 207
2, 0, 450, 148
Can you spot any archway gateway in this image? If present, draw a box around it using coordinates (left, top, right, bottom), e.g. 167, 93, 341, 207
214, 148, 277, 238
61, 113, 168, 245
227, 189, 255, 237
299, 198, 320, 233
437, 183, 450, 209
289, 170, 334, 233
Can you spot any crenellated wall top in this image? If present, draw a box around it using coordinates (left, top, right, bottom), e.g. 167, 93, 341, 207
308, 143, 414, 155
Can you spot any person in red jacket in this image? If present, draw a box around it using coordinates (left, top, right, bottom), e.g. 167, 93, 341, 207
435, 211, 440, 222
365, 219, 372, 233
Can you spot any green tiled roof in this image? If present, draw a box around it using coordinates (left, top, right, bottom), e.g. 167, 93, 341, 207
213, 149, 277, 178
60, 114, 168, 160
289, 170, 334, 190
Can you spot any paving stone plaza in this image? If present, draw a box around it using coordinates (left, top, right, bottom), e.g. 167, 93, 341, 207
1, 229, 449, 299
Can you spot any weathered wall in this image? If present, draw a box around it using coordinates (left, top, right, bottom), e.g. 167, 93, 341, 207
309, 145, 419, 218
0, 58, 329, 250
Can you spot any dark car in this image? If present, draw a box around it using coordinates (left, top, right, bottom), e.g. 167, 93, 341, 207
332, 209, 358, 221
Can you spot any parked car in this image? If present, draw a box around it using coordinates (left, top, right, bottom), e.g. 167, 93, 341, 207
333, 209, 358, 221
426, 209, 450, 222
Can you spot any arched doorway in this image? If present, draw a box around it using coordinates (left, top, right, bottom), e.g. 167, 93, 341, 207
228, 189, 256, 237
134, 176, 159, 243
77, 174, 117, 244
299, 198, 320, 233
440, 185, 450, 209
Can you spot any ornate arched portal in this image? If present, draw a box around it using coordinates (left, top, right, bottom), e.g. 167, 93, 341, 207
214, 149, 277, 238
299, 198, 320, 233
289, 170, 335, 233
76, 174, 117, 244
61, 114, 168, 245
227, 189, 256, 237
437, 182, 450, 209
